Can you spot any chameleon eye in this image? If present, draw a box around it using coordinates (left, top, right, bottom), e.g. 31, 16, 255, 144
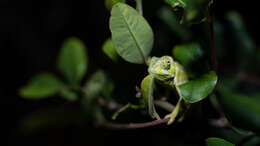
165, 60, 171, 70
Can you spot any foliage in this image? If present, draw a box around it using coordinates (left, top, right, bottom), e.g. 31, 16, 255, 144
18, 0, 260, 145
205, 137, 235, 146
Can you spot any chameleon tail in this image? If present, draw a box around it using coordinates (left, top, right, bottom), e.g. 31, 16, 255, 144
112, 103, 141, 120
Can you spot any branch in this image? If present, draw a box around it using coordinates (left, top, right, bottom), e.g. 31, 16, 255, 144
102, 117, 170, 129
155, 100, 175, 112
209, 114, 230, 128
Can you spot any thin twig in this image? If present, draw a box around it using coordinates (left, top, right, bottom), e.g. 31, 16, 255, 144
136, 0, 143, 16
102, 117, 170, 129
209, 0, 217, 73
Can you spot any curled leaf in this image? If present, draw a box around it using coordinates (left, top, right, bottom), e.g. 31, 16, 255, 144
178, 71, 218, 103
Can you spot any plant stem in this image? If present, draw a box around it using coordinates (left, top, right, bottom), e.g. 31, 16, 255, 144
136, 0, 143, 16
155, 100, 175, 112
209, 0, 217, 73
102, 117, 170, 129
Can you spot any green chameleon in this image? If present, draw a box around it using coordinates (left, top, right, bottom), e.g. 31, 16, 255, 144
113, 56, 189, 125
143, 56, 188, 125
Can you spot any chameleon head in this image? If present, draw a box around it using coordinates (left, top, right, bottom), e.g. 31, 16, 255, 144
148, 56, 176, 84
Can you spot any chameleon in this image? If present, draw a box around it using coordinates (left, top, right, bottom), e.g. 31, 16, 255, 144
144, 56, 189, 125
112, 56, 189, 125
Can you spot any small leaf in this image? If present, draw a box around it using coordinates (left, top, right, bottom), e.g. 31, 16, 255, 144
83, 70, 114, 102
59, 87, 77, 101
205, 137, 235, 146
173, 43, 203, 66
141, 75, 160, 119
178, 71, 217, 103
165, 0, 210, 24
102, 38, 119, 62
110, 3, 154, 64
105, 0, 125, 10
57, 37, 88, 87
158, 7, 191, 41
19, 73, 62, 99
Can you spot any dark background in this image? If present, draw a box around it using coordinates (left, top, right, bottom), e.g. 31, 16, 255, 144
1, 0, 259, 145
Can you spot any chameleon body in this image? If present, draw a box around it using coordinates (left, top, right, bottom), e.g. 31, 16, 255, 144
147, 56, 188, 124
112, 56, 189, 124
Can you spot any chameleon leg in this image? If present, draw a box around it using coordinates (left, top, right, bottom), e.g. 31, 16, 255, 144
164, 98, 182, 125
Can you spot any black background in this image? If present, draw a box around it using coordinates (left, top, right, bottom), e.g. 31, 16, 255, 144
1, 0, 259, 145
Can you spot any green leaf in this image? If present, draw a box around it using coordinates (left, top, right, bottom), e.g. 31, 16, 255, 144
141, 75, 160, 119
217, 87, 260, 135
102, 38, 119, 62
165, 0, 186, 8
105, 0, 125, 10
19, 73, 62, 99
59, 87, 77, 101
110, 3, 154, 64
173, 43, 203, 66
205, 137, 235, 146
57, 37, 88, 87
178, 71, 217, 103
226, 11, 255, 70
83, 70, 114, 102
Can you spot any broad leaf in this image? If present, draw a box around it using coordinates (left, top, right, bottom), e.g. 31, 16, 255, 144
110, 3, 154, 64
141, 75, 160, 119
19, 73, 62, 99
173, 43, 203, 66
205, 137, 235, 146
217, 87, 260, 135
178, 71, 217, 103
105, 0, 125, 10
57, 37, 88, 87
102, 38, 119, 62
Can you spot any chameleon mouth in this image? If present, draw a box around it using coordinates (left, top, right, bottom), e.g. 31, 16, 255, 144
161, 70, 175, 78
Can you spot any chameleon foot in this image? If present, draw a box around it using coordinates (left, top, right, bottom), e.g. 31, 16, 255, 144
164, 99, 181, 125
164, 109, 178, 125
